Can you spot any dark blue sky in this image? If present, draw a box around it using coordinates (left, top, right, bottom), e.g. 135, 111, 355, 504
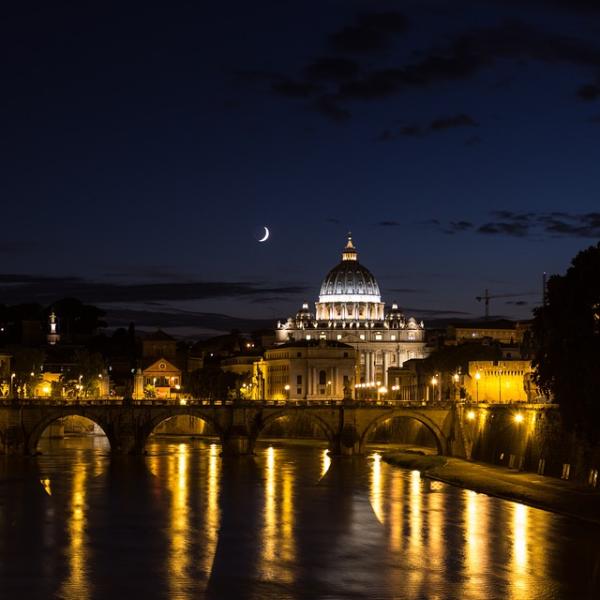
2, 0, 600, 335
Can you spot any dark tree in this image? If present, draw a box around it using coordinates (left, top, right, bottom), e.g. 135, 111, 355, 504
532, 242, 600, 443
188, 366, 244, 401
421, 341, 501, 376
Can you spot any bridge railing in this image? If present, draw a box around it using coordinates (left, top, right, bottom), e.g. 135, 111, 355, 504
0, 397, 556, 409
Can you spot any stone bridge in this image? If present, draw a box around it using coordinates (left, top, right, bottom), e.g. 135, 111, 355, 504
0, 400, 468, 457
0, 400, 557, 459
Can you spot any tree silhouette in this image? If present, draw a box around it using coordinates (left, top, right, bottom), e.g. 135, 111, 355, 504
532, 242, 600, 443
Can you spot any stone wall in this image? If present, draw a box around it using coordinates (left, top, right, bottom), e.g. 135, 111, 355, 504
464, 404, 600, 483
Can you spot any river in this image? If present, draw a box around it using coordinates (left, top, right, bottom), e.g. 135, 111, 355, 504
1, 437, 599, 599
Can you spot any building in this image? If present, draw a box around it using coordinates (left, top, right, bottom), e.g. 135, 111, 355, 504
140, 330, 181, 398
253, 339, 356, 401
275, 235, 428, 386
447, 320, 530, 346
465, 360, 538, 403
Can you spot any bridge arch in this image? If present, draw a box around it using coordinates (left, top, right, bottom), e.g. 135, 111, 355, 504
141, 410, 224, 450
252, 409, 336, 447
359, 410, 447, 455
27, 411, 113, 455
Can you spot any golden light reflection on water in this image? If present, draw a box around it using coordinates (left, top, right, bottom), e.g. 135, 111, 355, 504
370, 453, 384, 524
464, 490, 489, 596
60, 464, 90, 600
260, 446, 295, 584
202, 443, 220, 575
511, 503, 530, 600
320, 448, 331, 479
365, 453, 554, 600
167, 443, 191, 599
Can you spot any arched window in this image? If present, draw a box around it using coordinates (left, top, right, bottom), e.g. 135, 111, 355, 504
319, 370, 327, 385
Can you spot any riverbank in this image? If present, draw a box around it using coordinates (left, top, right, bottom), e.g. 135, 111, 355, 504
382, 451, 600, 525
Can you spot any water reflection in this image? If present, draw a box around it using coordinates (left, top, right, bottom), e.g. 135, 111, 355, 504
167, 443, 191, 598
320, 448, 331, 479
60, 461, 90, 600
203, 443, 220, 575
0, 439, 597, 599
259, 446, 295, 584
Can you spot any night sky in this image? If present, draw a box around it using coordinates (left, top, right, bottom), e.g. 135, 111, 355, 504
3, 1, 600, 336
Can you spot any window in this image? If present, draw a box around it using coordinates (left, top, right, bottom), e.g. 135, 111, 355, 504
360, 334, 365, 340
296, 375, 302, 385
305, 335, 311, 340
390, 335, 396, 341
297, 352, 302, 357
319, 370, 327, 385
343, 352, 348, 358
297, 387, 302, 395
337, 334, 342, 340
375, 334, 382, 341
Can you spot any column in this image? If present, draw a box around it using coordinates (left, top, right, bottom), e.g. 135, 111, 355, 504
383, 352, 389, 386
371, 351, 376, 384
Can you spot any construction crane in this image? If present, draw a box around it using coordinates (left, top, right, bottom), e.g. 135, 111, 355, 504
475, 289, 538, 319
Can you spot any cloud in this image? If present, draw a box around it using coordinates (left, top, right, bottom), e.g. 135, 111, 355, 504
0, 274, 308, 305
505, 300, 528, 306
105, 307, 276, 334
273, 18, 600, 121
430, 113, 478, 130
425, 210, 600, 239
325, 217, 341, 224
304, 57, 359, 81
377, 113, 478, 141
478, 221, 530, 236
443, 221, 474, 234
313, 95, 351, 121
402, 306, 472, 317
377, 220, 401, 226
330, 11, 408, 53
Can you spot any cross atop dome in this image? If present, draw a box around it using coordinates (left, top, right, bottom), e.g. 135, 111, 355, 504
342, 233, 358, 262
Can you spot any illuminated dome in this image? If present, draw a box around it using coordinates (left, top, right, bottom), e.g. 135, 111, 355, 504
318, 236, 381, 303
315, 235, 385, 322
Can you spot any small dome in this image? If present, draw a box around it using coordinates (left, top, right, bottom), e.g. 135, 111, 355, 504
319, 235, 381, 302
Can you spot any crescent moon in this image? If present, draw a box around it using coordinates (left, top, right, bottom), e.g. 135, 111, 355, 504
258, 226, 270, 242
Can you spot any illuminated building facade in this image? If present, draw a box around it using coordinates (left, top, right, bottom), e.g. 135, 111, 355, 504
466, 360, 539, 403
276, 235, 428, 387
253, 339, 356, 401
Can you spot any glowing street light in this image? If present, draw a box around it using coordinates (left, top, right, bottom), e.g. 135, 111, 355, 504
430, 375, 438, 402
466, 410, 476, 421
475, 371, 481, 403
284, 384, 290, 401
514, 413, 524, 424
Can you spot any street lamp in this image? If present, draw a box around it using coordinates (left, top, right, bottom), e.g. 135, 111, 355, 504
475, 371, 481, 403
284, 384, 290, 401
10, 373, 15, 399
430, 375, 438, 402
452, 372, 460, 402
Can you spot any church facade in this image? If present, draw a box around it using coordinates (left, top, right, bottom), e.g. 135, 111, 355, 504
275, 236, 429, 387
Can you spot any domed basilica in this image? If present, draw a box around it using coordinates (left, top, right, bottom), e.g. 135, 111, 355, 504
275, 235, 428, 386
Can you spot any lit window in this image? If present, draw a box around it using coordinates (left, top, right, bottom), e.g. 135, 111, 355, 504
337, 334, 342, 340
306, 335, 311, 340
375, 334, 382, 340
390, 335, 396, 341
360, 334, 365, 340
